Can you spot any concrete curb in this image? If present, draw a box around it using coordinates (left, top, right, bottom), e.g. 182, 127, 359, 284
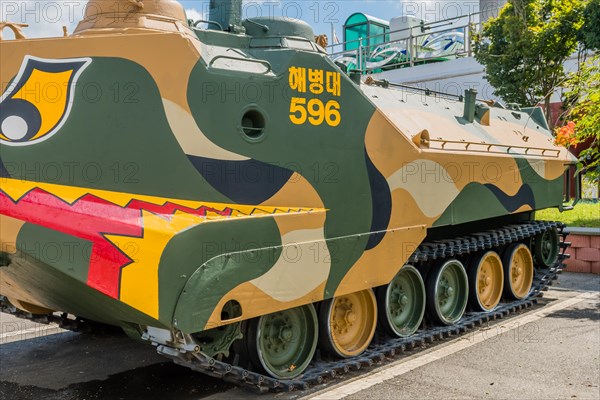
565, 227, 600, 236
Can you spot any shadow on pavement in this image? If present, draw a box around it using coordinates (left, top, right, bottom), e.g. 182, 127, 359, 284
0, 327, 233, 400
0, 362, 233, 400
549, 272, 600, 292
545, 301, 600, 322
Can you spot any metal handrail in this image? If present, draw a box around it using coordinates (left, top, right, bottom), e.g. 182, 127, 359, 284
327, 8, 497, 73
331, 26, 471, 72
208, 55, 272, 74
561, 166, 582, 210
426, 138, 562, 158
329, 9, 489, 51
193, 19, 224, 31
383, 80, 465, 101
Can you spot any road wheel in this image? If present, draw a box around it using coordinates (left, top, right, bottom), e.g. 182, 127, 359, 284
377, 265, 425, 337
503, 243, 534, 300
468, 251, 504, 312
247, 304, 318, 379
534, 227, 560, 267
318, 289, 377, 358
426, 259, 468, 325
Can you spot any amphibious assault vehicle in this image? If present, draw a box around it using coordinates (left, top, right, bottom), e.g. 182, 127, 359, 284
0, 0, 576, 389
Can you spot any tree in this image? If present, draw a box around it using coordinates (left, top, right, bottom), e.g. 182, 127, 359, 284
474, 0, 584, 127
560, 54, 600, 181
559, 0, 600, 182
579, 0, 600, 50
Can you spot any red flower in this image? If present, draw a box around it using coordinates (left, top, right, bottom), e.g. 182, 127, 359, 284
554, 121, 578, 147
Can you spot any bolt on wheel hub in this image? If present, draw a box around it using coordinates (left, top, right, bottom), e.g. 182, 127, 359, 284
427, 259, 468, 325
319, 289, 377, 358
250, 304, 318, 379
504, 243, 534, 300
469, 251, 504, 312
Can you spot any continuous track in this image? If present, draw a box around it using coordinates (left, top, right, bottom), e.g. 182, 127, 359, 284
0, 221, 570, 394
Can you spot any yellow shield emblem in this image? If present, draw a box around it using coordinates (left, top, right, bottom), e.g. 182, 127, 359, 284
0, 56, 91, 146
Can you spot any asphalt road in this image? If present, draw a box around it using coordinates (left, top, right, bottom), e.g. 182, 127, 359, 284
1, 273, 598, 400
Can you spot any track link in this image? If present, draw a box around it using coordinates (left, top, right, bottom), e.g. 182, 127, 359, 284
159, 221, 570, 393
0, 221, 570, 393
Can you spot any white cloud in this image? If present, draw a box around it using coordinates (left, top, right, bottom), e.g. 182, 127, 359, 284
185, 7, 204, 21
1, 0, 89, 38
0, 1, 212, 38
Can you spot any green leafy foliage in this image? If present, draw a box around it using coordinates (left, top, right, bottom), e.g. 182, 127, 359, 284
474, 0, 584, 124
562, 53, 600, 181
580, 0, 600, 50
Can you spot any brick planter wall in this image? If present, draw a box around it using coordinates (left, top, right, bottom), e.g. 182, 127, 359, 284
564, 228, 600, 274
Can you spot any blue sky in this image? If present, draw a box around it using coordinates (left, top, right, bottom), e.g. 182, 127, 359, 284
0, 1, 489, 39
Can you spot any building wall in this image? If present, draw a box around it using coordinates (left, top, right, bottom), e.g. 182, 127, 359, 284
480, 0, 507, 22
566, 232, 600, 274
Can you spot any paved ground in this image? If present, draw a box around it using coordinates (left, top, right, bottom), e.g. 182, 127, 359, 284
1, 273, 599, 400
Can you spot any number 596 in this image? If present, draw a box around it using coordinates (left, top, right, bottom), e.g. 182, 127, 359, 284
289, 98, 341, 127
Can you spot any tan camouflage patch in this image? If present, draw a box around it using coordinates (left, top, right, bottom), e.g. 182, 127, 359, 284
1, 33, 200, 113
335, 225, 426, 297
204, 281, 327, 330
0, 215, 24, 254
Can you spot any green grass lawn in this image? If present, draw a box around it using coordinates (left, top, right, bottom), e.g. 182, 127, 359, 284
536, 201, 600, 228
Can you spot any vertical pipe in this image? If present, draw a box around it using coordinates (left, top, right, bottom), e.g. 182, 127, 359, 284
463, 88, 477, 123
209, 0, 242, 32
467, 13, 472, 57
358, 38, 363, 72
331, 22, 334, 55
409, 28, 414, 67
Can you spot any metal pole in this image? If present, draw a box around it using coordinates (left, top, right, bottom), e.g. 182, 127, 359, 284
209, 0, 242, 31
467, 13, 472, 57
330, 22, 334, 55
358, 38, 363, 72
409, 27, 414, 67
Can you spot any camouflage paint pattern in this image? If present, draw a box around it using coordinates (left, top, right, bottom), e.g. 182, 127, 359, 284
0, 0, 574, 334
